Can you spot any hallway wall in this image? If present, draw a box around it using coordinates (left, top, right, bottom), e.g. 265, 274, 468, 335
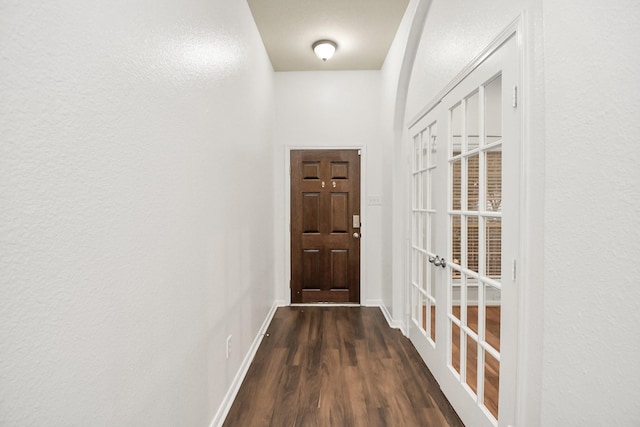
380, 0, 422, 329
405, 0, 526, 118
0, 0, 275, 425
273, 71, 384, 305
540, 0, 640, 424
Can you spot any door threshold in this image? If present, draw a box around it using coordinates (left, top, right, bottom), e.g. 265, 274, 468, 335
289, 303, 361, 307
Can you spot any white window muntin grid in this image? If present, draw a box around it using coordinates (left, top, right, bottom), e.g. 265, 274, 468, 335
411, 123, 438, 341
447, 79, 504, 418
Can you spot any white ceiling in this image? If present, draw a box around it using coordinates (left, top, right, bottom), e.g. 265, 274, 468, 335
247, 0, 410, 72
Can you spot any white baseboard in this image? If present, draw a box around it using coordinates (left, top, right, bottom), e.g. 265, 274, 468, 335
366, 299, 407, 336
362, 299, 382, 307
209, 301, 279, 427
451, 300, 502, 306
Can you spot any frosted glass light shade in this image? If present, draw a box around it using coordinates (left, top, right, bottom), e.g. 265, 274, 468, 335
312, 40, 337, 61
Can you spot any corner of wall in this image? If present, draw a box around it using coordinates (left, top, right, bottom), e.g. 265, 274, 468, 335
379, 0, 433, 329
365, 300, 408, 336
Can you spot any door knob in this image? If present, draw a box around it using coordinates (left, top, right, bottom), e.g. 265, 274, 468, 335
433, 256, 447, 268
429, 255, 447, 268
353, 232, 359, 239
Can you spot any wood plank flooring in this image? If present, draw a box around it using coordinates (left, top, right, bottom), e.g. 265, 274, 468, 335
223, 306, 463, 427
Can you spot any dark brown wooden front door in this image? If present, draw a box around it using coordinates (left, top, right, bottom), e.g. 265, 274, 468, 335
290, 149, 361, 303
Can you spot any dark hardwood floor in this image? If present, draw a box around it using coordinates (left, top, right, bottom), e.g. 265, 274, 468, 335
223, 306, 464, 427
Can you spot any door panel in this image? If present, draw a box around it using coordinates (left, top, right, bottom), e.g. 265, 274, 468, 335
302, 194, 320, 232
302, 161, 320, 179
330, 193, 349, 232
330, 250, 349, 288
291, 149, 361, 303
302, 249, 321, 289
408, 111, 441, 371
408, 35, 519, 427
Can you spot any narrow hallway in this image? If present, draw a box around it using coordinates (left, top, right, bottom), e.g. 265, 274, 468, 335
3, 0, 639, 425
223, 307, 463, 426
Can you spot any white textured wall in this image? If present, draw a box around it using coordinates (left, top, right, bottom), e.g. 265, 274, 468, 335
0, 0, 275, 425
273, 71, 383, 304
541, 0, 640, 424
379, 0, 422, 326
405, 0, 525, 120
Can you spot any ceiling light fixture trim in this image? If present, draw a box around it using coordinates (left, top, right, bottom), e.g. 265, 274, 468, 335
312, 40, 337, 61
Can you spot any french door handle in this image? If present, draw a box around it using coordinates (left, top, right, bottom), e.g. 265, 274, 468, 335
429, 255, 447, 268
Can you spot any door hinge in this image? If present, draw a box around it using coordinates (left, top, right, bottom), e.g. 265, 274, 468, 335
357, 149, 361, 156
512, 259, 517, 281
512, 85, 518, 108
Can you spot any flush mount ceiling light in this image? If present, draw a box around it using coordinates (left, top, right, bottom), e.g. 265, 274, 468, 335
312, 40, 337, 61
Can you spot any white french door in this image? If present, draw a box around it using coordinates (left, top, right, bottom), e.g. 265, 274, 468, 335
409, 111, 440, 370
408, 35, 520, 427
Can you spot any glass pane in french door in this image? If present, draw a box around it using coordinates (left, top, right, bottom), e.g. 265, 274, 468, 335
485, 146, 502, 212
448, 73, 504, 423
484, 349, 500, 419
410, 120, 438, 344
466, 91, 480, 151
